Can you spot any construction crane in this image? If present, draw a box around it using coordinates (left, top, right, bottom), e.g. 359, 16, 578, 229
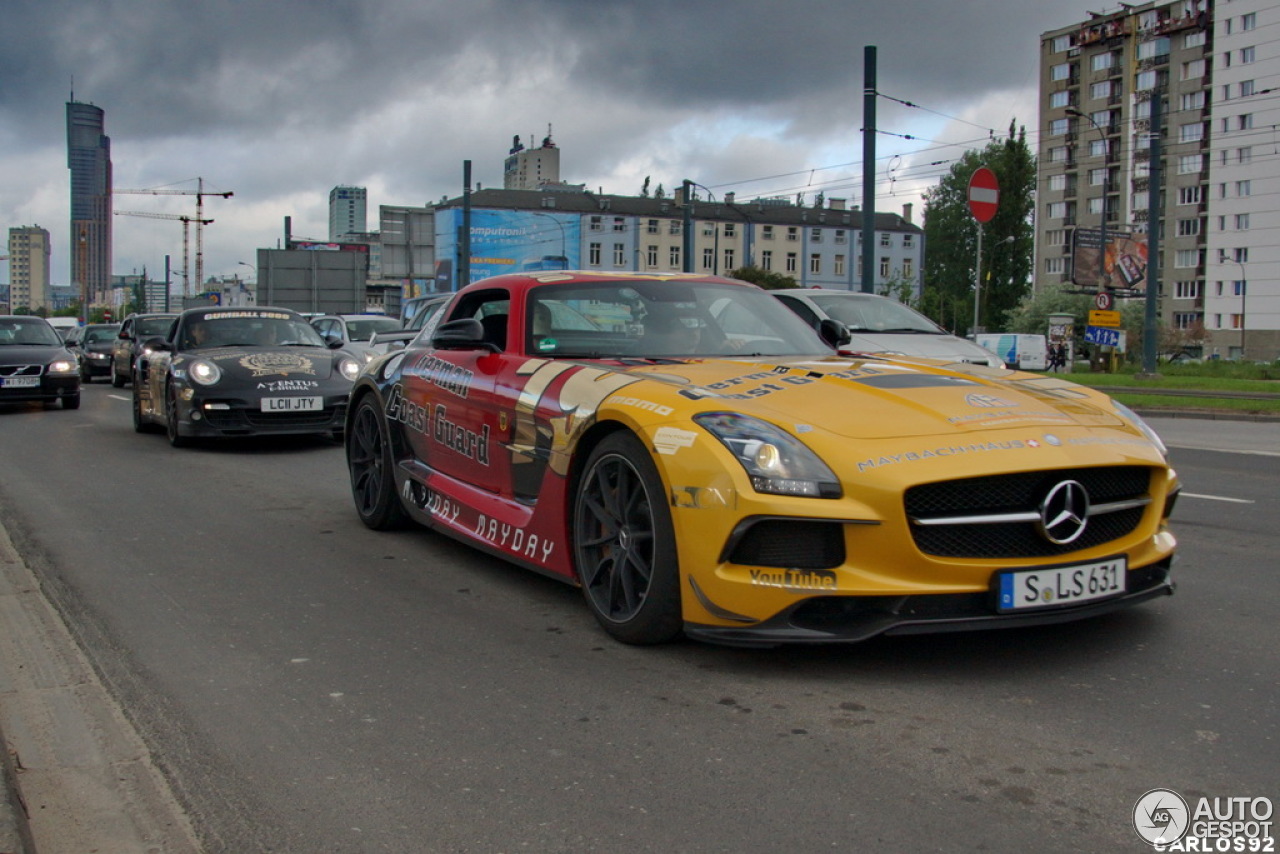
113, 178, 233, 289
113, 211, 213, 297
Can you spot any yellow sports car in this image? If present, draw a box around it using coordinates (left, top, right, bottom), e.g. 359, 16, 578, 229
345, 272, 1177, 646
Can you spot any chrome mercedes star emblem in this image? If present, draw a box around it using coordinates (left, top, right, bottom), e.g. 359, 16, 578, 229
1038, 480, 1091, 544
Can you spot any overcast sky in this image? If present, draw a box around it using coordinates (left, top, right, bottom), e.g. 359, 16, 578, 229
1, 0, 1110, 290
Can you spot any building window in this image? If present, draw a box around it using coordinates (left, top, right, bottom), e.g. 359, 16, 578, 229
785, 252, 797, 273
668, 221, 681, 236
1090, 139, 1110, 158
786, 227, 799, 242
1237, 180, 1252, 197
1185, 31, 1206, 49
879, 257, 891, 278
1090, 81, 1112, 100
723, 249, 735, 270
1238, 113, 1254, 131
1179, 123, 1204, 143
1179, 186, 1202, 205
702, 247, 714, 270
902, 258, 913, 278
646, 245, 658, 268
1238, 147, 1253, 164
809, 254, 821, 274
1177, 219, 1201, 237
1050, 90, 1071, 109
761, 250, 773, 271
1241, 46, 1256, 64
1050, 118, 1069, 136
1092, 52, 1114, 71
1174, 313, 1199, 330
1045, 229, 1067, 247
1175, 249, 1200, 268
589, 242, 601, 265
669, 246, 681, 268
762, 225, 774, 240
902, 234, 914, 248
879, 233, 892, 247
612, 217, 626, 233
646, 219, 659, 234
1241, 79, 1256, 97
589, 216, 603, 231
1178, 154, 1205, 174
723, 223, 736, 238
1053, 35, 1073, 52
810, 228, 822, 242
1050, 146, 1068, 163
1048, 201, 1068, 219
1235, 214, 1250, 231
1088, 197, 1106, 215
835, 229, 847, 244
834, 254, 845, 276
613, 243, 625, 267
1181, 91, 1206, 111
1182, 59, 1206, 80
1052, 63, 1071, 81
1046, 257, 1066, 275
1242, 12, 1257, 31
1174, 281, 1200, 299
702, 223, 716, 237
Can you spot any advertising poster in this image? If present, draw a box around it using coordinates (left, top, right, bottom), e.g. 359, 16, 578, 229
434, 209, 580, 290
1071, 226, 1148, 293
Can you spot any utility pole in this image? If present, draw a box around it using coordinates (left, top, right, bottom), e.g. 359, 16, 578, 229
460, 160, 472, 288
1141, 90, 1162, 375
861, 45, 877, 293
682, 179, 694, 273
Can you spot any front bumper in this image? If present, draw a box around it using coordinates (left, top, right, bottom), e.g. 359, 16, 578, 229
176, 392, 349, 437
684, 557, 1175, 646
0, 374, 80, 404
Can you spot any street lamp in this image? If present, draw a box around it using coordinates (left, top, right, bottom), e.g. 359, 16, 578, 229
1067, 108, 1110, 290
531, 213, 567, 266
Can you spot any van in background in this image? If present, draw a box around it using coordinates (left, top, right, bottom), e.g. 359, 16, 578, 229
974, 333, 1048, 371
45, 316, 80, 339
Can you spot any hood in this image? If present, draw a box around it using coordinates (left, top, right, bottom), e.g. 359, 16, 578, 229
0, 344, 72, 366
842, 331, 1001, 366
184, 347, 349, 383
607, 356, 1126, 440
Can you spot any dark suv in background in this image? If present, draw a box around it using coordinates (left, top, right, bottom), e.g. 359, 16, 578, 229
111, 313, 177, 387
65, 322, 122, 382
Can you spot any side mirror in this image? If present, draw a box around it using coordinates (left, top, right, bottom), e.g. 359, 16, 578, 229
371, 330, 416, 349
819, 318, 851, 348
142, 336, 171, 353
431, 318, 496, 352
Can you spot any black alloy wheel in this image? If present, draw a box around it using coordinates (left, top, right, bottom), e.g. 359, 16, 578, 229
572, 432, 681, 644
165, 382, 190, 448
347, 396, 408, 530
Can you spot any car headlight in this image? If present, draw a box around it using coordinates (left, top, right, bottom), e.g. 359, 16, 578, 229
188, 359, 222, 386
48, 359, 77, 375
1113, 400, 1168, 458
337, 357, 361, 382
693, 412, 841, 498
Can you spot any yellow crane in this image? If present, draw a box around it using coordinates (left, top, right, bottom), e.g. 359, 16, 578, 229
113, 211, 213, 297
113, 178, 233, 290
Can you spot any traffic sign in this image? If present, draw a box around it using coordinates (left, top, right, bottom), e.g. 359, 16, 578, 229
968, 167, 999, 223
1094, 291, 1114, 310
1089, 309, 1121, 327
1085, 325, 1124, 349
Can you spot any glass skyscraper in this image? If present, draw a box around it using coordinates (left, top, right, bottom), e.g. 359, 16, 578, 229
66, 100, 112, 312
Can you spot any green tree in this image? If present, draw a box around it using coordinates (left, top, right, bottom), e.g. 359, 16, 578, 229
728, 265, 799, 290
922, 121, 1035, 336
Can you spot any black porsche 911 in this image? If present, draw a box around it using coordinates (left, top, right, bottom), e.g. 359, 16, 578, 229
132, 306, 361, 446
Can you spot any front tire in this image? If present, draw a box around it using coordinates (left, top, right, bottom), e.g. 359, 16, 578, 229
165, 383, 190, 447
346, 395, 408, 530
572, 432, 682, 644
111, 367, 125, 388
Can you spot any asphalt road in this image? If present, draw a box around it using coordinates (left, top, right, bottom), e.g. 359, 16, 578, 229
0, 385, 1276, 853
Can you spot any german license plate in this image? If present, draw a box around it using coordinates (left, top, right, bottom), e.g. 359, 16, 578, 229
262, 396, 321, 412
1, 376, 40, 388
996, 557, 1127, 612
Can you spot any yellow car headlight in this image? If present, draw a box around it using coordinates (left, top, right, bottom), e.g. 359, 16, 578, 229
694, 412, 841, 498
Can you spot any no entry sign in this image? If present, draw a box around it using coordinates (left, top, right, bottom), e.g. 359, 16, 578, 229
968, 167, 999, 223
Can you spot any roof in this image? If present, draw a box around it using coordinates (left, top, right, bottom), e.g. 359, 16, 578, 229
433, 188, 922, 234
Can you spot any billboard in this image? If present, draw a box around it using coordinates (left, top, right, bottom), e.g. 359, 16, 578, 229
1072, 227, 1148, 293
434, 209, 581, 290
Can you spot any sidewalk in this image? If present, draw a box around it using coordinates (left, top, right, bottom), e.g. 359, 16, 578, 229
0, 521, 201, 854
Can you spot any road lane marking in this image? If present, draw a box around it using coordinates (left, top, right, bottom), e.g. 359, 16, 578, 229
1182, 493, 1255, 504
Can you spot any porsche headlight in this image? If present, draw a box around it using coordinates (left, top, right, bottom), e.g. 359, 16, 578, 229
337, 356, 361, 382
48, 359, 77, 375
1113, 400, 1168, 458
694, 412, 841, 498
188, 359, 222, 386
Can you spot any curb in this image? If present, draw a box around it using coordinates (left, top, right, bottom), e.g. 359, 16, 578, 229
0, 714, 35, 854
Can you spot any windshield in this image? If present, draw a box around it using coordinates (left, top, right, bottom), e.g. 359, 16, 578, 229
526, 280, 831, 359
179, 310, 326, 350
345, 317, 402, 341
137, 316, 176, 337
84, 326, 120, 344
0, 318, 64, 346
809, 294, 943, 334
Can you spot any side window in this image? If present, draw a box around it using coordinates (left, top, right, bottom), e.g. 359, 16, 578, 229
452, 289, 511, 351
775, 295, 820, 329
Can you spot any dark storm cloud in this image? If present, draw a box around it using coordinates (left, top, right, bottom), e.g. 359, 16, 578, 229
1, 0, 1102, 283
